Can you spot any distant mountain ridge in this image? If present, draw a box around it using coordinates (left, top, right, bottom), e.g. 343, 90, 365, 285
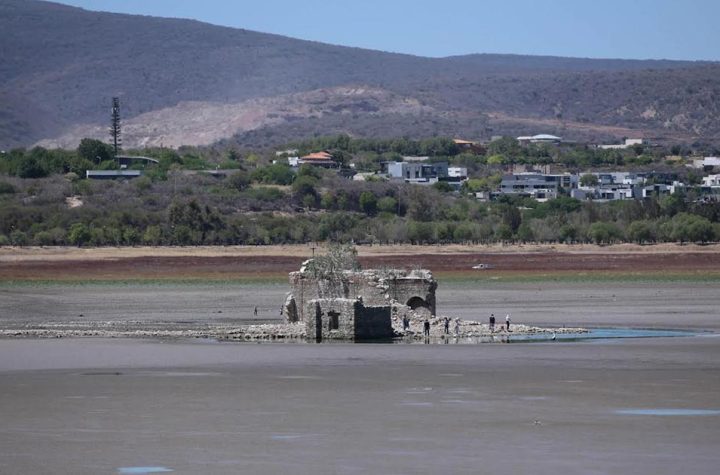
1, 0, 719, 149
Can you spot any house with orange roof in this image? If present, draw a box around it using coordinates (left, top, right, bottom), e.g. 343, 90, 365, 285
453, 138, 485, 154
298, 151, 337, 168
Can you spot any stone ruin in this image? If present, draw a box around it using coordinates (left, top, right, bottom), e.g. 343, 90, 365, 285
305, 298, 393, 341
284, 260, 437, 341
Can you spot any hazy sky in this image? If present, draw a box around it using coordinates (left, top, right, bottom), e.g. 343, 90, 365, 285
55, 0, 719, 61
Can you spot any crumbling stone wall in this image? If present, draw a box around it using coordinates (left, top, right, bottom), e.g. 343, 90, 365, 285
305, 298, 393, 341
285, 262, 437, 323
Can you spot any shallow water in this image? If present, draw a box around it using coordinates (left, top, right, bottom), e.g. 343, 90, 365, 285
502, 327, 699, 343
2, 281, 720, 474
117, 468, 173, 474
2, 337, 720, 474
302, 327, 703, 345
615, 408, 720, 416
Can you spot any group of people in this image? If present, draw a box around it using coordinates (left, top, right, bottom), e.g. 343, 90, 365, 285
489, 313, 511, 332
404, 315, 460, 337
406, 313, 512, 338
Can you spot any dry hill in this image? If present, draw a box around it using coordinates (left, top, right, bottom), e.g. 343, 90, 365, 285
2, 0, 719, 149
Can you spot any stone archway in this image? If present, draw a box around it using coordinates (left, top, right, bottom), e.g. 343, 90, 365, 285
406, 296, 432, 317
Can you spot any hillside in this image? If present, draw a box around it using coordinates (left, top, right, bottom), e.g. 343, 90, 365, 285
2, 0, 720, 149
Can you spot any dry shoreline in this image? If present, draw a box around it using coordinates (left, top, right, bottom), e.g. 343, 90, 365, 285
1, 248, 718, 474
2, 242, 719, 262
2, 243, 720, 283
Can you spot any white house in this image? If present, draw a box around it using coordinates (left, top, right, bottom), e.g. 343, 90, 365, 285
702, 174, 720, 187
691, 157, 720, 169
517, 134, 562, 144
598, 138, 645, 150
448, 167, 467, 178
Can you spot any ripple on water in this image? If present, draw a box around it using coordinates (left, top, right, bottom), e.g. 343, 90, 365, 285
615, 409, 720, 416
117, 468, 173, 474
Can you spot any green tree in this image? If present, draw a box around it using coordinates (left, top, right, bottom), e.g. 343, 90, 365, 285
0, 182, 16, 194
297, 164, 321, 179
627, 220, 654, 244
495, 223, 513, 241
486, 154, 506, 166
580, 174, 599, 186
9, 230, 28, 246
559, 224, 578, 243
516, 222, 535, 242
377, 196, 398, 214
407, 221, 435, 244
226, 149, 240, 162
359, 191, 378, 216
320, 192, 335, 210
486, 137, 521, 157
433, 181, 454, 193
667, 213, 715, 243
336, 194, 352, 212
302, 193, 317, 209
78, 138, 113, 164
226, 170, 251, 191
122, 227, 140, 245
143, 225, 163, 245
168, 200, 223, 243
587, 222, 621, 245
17, 155, 47, 178
292, 175, 318, 200
404, 187, 439, 222
33, 231, 53, 246
453, 223, 474, 242
252, 163, 295, 185
659, 193, 686, 217
245, 153, 260, 169
67, 223, 91, 246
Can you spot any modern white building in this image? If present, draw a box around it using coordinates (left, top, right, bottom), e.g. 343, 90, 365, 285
691, 157, 720, 169
572, 185, 634, 201
517, 134, 563, 144
594, 172, 646, 186
384, 161, 448, 183
702, 174, 720, 187
641, 182, 684, 199
499, 173, 577, 201
448, 167, 468, 178
598, 138, 645, 150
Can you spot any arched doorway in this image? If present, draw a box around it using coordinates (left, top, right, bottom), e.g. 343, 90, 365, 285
406, 296, 431, 317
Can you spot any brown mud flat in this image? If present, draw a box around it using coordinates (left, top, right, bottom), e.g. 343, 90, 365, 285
1, 244, 719, 281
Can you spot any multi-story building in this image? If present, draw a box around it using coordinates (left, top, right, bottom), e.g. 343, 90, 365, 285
500, 172, 577, 198
384, 161, 449, 183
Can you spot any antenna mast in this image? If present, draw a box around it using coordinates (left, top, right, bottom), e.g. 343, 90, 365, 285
110, 97, 122, 157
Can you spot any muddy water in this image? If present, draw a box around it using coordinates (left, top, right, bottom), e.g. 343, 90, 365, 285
2, 281, 719, 330
1, 281, 719, 474
1, 338, 719, 474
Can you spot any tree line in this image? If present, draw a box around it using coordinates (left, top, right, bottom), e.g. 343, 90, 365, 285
1, 169, 718, 247
1, 135, 718, 247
